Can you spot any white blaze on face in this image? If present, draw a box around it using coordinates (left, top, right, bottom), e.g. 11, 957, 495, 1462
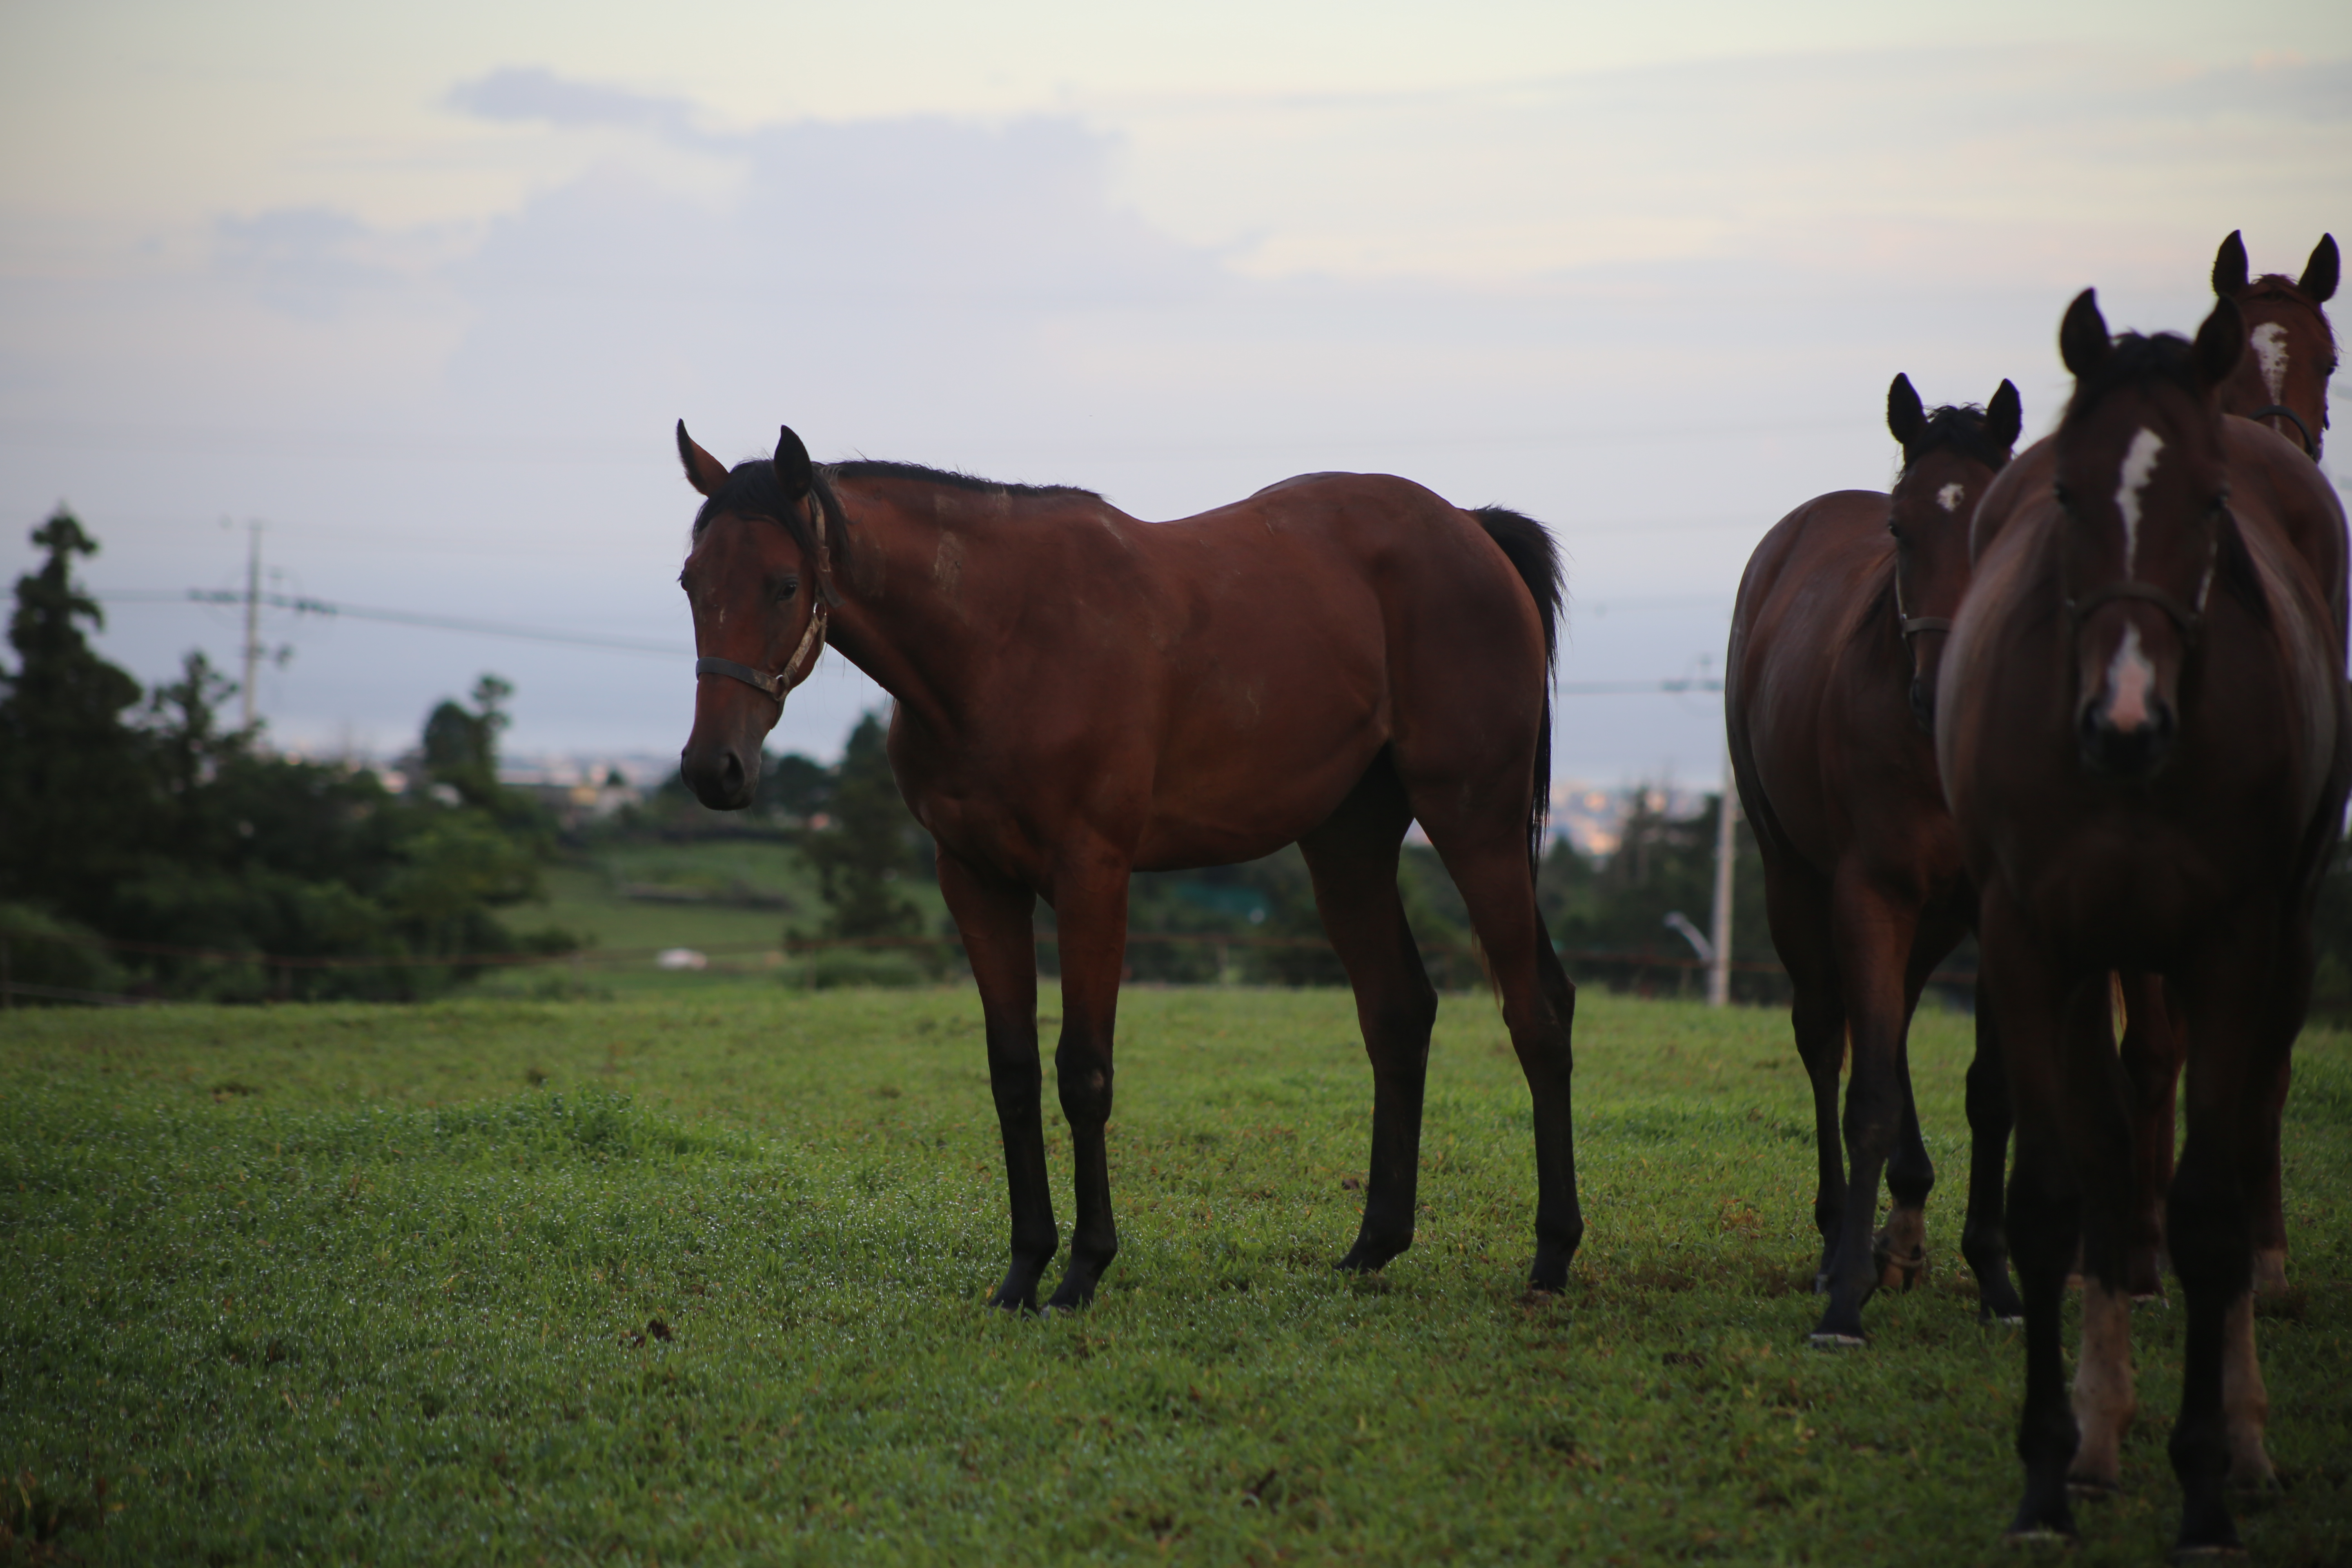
2252, 321, 2290, 404
2105, 623, 2156, 731
2114, 427, 2165, 576
1936, 482, 1965, 513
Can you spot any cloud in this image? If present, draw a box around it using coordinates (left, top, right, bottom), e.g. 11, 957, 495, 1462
213, 206, 396, 320
447, 66, 705, 139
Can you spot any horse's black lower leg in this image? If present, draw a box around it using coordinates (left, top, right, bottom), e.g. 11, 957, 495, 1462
1959, 996, 2024, 1321
1520, 940, 1583, 1290
1041, 870, 1131, 1312
2116, 972, 2181, 1299
1875, 1033, 1936, 1293
1791, 986, 1848, 1292
1813, 895, 1920, 1345
2007, 1158, 2082, 1542
938, 853, 1055, 1311
1300, 759, 1437, 1276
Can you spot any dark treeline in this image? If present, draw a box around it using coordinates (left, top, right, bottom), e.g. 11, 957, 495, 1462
0, 510, 575, 1002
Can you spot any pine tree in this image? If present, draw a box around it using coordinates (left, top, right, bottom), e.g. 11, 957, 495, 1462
0, 508, 153, 918
803, 710, 923, 940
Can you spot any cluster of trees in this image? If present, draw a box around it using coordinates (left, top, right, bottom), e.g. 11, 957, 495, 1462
0, 510, 572, 1002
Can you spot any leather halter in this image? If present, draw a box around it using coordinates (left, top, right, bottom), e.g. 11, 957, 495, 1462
2246, 403, 2318, 458
1899, 614, 1953, 639
2066, 577, 2207, 639
693, 490, 833, 706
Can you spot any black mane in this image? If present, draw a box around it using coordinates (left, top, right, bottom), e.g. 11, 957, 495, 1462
690, 457, 1099, 559
2062, 332, 2201, 430
1902, 404, 2013, 475
833, 459, 1099, 501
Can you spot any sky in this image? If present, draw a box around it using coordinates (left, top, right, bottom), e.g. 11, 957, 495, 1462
2, 0, 2346, 788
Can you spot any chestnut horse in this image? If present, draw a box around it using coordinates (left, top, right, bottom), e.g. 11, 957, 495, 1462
674, 424, 1582, 1310
1938, 291, 2350, 1551
2212, 229, 2339, 461
1727, 374, 2024, 1344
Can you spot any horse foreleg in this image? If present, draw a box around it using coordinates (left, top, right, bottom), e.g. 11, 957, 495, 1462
1877, 919, 1962, 1294
938, 851, 1054, 1312
1958, 995, 2025, 1321
1982, 890, 2082, 1544
2253, 1053, 2290, 1295
2061, 973, 2143, 1495
1298, 764, 1434, 1274
2165, 929, 2292, 1552
2115, 971, 2181, 1299
1813, 878, 1921, 1345
1042, 856, 1132, 1312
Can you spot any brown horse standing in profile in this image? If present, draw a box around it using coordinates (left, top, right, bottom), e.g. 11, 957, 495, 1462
1939, 291, 2350, 1552
673, 424, 1583, 1310
1727, 374, 2024, 1344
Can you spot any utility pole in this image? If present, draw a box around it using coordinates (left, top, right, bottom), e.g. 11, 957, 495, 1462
240, 520, 262, 731
1708, 746, 1737, 1007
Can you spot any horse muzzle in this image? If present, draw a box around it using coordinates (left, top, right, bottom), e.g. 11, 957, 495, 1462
2077, 693, 2177, 780
679, 738, 757, 810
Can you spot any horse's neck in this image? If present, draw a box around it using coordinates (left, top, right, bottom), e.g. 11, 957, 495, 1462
820, 484, 990, 732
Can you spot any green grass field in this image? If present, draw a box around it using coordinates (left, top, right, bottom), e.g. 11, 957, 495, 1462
4, 986, 2348, 1564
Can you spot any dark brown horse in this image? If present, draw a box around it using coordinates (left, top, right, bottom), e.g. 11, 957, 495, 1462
1975, 241, 2346, 1298
1727, 374, 2023, 1344
1938, 291, 2350, 1550
2212, 229, 2339, 461
673, 424, 1582, 1310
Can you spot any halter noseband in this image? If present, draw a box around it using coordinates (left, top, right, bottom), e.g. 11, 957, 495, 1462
693, 489, 833, 706
2246, 403, 2318, 458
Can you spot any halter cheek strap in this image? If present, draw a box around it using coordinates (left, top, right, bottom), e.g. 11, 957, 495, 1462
2246, 403, 2319, 458
692, 490, 833, 706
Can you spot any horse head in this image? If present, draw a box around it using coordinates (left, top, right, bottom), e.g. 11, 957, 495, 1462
1884, 372, 2022, 731
2210, 229, 2338, 459
675, 421, 838, 810
2053, 290, 2243, 781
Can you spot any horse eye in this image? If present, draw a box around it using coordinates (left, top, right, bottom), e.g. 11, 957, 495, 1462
775, 579, 800, 603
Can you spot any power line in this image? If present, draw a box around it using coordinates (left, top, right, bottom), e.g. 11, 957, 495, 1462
101, 587, 1722, 692
100, 589, 686, 659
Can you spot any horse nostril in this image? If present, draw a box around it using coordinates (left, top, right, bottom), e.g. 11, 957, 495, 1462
717, 750, 745, 797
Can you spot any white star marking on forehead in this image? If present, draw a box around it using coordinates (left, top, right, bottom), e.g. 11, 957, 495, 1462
2115, 428, 2164, 577
2252, 322, 2290, 405
1936, 483, 1965, 514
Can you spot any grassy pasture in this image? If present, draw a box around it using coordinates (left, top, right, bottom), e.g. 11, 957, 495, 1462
3, 986, 2348, 1565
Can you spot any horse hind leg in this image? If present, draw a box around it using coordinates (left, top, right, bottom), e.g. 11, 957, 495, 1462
1298, 754, 1436, 1274
1411, 798, 1582, 1290
1760, 862, 1847, 1293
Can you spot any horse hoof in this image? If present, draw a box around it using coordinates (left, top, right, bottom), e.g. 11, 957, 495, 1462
2001, 1526, 2076, 1550
1807, 1331, 1867, 1350
2170, 1546, 2247, 1561
2066, 1476, 2120, 1501
1874, 1246, 1927, 1293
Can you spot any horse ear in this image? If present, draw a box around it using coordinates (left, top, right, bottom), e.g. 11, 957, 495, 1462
2194, 296, 2245, 390
677, 420, 731, 498
2059, 290, 2111, 378
2212, 231, 2249, 297
773, 425, 813, 498
2301, 234, 2340, 303
1886, 373, 1925, 451
1985, 379, 2023, 453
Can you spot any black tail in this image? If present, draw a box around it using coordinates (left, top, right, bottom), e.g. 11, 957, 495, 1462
1472, 505, 1565, 878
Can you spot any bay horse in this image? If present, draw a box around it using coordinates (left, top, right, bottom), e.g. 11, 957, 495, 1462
1973, 239, 2347, 1299
2211, 229, 2339, 462
1727, 373, 2025, 1345
673, 424, 1582, 1310
1938, 290, 2350, 1550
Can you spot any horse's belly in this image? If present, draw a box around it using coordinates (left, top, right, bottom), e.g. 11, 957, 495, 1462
1130, 721, 1389, 871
